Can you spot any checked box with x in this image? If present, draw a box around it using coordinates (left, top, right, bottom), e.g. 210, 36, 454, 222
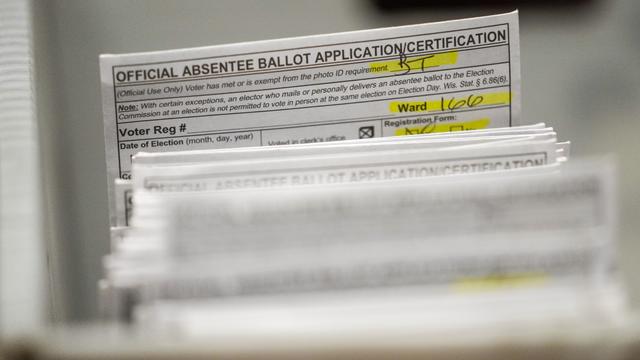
358, 126, 375, 139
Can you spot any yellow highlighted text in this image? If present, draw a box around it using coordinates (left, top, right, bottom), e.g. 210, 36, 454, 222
394, 118, 490, 135
389, 91, 511, 113
370, 51, 458, 73
452, 273, 547, 293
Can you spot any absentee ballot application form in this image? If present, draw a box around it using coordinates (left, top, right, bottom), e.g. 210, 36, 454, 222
100, 11, 520, 224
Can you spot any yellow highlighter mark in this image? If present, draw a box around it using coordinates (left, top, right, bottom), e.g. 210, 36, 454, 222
370, 51, 458, 74
452, 273, 547, 293
395, 118, 490, 136
389, 91, 511, 114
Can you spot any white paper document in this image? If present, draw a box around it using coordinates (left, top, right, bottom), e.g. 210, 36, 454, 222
132, 132, 557, 194
100, 11, 521, 224
106, 159, 616, 311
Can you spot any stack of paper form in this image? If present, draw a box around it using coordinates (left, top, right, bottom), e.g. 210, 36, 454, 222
0, 0, 46, 337
98, 124, 626, 333
96, 11, 627, 339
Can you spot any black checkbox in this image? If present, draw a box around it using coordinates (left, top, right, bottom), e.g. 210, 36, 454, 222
359, 126, 374, 139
